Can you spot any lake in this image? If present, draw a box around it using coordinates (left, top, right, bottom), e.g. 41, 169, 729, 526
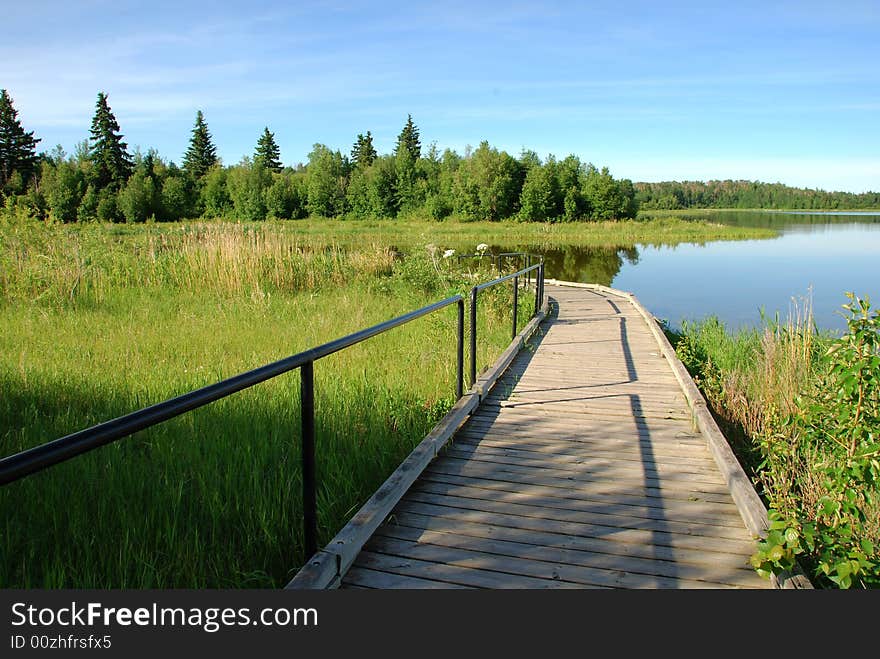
528, 211, 880, 334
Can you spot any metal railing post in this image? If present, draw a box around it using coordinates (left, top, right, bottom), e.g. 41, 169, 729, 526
539, 262, 544, 310
469, 287, 478, 386
300, 361, 317, 560
512, 275, 519, 339
534, 266, 540, 315
456, 299, 464, 399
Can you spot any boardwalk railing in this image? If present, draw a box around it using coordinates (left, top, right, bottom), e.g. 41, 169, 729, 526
469, 260, 544, 386
1, 254, 546, 563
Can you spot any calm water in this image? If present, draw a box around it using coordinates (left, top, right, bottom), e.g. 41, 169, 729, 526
515, 211, 880, 333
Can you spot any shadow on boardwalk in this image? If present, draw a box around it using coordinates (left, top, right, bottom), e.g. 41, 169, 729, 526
341, 286, 769, 589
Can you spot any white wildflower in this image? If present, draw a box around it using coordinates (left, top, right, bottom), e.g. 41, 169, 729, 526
443, 249, 455, 258
476, 243, 489, 254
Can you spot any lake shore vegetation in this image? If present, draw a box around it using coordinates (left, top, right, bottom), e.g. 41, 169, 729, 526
670, 297, 879, 588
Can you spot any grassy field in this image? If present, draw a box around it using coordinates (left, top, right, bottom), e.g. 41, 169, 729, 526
0, 215, 774, 587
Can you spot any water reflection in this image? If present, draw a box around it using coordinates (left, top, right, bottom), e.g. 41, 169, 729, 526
451, 244, 639, 286
490, 245, 639, 286
656, 210, 880, 230
466, 212, 880, 333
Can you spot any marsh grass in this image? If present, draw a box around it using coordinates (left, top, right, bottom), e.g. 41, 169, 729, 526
672, 295, 880, 586
672, 296, 823, 475
0, 220, 540, 587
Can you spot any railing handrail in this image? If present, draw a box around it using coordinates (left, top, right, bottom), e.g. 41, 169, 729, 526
468, 260, 545, 386
0, 294, 464, 487
474, 263, 541, 292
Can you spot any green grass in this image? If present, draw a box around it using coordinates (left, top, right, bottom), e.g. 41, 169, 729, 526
0, 214, 773, 587
0, 219, 549, 587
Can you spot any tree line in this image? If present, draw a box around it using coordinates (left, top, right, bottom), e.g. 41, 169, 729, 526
0, 90, 638, 223
635, 180, 880, 211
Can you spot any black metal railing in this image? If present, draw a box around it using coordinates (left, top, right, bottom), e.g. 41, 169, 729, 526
469, 260, 544, 386
0, 254, 545, 563
0, 295, 466, 558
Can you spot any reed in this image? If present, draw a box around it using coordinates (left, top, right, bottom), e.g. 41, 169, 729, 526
0, 222, 524, 587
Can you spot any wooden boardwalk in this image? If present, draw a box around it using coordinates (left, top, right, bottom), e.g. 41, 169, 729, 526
296, 283, 773, 589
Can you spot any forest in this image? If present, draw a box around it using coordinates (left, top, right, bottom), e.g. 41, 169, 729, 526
635, 179, 880, 210
0, 90, 638, 224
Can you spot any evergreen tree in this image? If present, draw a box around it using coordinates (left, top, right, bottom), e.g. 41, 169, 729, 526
88, 92, 132, 190
182, 110, 217, 179
254, 127, 282, 173
351, 131, 377, 168
394, 114, 421, 161
0, 89, 41, 191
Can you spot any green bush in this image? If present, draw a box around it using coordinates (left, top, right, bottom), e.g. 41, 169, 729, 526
753, 294, 879, 588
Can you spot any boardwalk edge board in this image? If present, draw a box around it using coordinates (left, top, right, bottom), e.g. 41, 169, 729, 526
544, 279, 813, 590
286, 299, 552, 589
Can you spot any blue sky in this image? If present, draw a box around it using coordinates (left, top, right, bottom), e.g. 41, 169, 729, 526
3, 0, 879, 192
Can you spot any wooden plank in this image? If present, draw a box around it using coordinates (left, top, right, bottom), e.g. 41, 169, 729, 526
363, 534, 736, 589
483, 401, 693, 420
457, 419, 704, 443
402, 490, 755, 543
341, 566, 473, 589
352, 551, 587, 589
391, 500, 758, 558
441, 443, 727, 483
418, 471, 744, 519
439, 448, 727, 488
410, 478, 747, 528
495, 389, 687, 405
424, 460, 739, 505
450, 434, 719, 466
467, 409, 698, 431
385, 510, 757, 574
430, 455, 733, 496
373, 524, 763, 588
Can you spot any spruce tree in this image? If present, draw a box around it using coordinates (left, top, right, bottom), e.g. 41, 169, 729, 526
88, 92, 132, 190
182, 110, 217, 179
254, 127, 282, 173
394, 114, 421, 161
0, 89, 41, 190
351, 131, 377, 168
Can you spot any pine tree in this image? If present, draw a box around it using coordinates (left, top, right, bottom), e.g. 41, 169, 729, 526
351, 131, 377, 168
254, 127, 282, 173
394, 114, 421, 161
182, 110, 217, 179
88, 92, 132, 190
0, 89, 41, 190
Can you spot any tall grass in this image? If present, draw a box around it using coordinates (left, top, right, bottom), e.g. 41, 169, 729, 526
0, 216, 774, 307
0, 220, 529, 587
671, 295, 880, 587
